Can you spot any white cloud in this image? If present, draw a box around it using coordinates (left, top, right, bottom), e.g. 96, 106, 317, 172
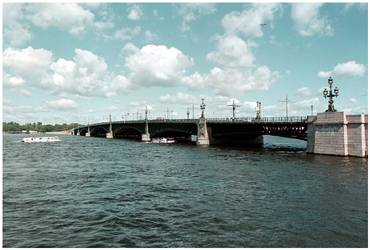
94, 21, 114, 31
333, 61, 366, 77
121, 42, 139, 56
343, 3, 367, 12
48, 49, 114, 96
318, 61, 366, 78
222, 3, 281, 37
126, 44, 192, 87
28, 3, 95, 36
144, 30, 158, 42
182, 66, 279, 96
104, 75, 133, 97
226, 98, 241, 105
244, 101, 258, 112
318, 71, 331, 78
4, 25, 32, 47
3, 73, 25, 87
159, 92, 198, 105
207, 35, 255, 68
3, 3, 32, 46
46, 98, 78, 109
4, 3, 118, 45
3, 46, 53, 80
3, 47, 133, 97
349, 98, 358, 104
113, 26, 141, 41
20, 89, 32, 96
291, 3, 333, 37
295, 87, 312, 97
177, 3, 216, 32
127, 5, 143, 21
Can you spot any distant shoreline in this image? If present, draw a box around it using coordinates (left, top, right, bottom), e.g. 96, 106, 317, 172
4, 130, 71, 135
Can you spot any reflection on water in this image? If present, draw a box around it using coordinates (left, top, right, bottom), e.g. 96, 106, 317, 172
3, 134, 368, 247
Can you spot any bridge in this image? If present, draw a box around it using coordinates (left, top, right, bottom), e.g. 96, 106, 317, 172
71, 78, 368, 157
72, 116, 307, 146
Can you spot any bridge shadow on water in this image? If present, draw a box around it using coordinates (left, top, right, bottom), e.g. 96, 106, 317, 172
91, 134, 307, 153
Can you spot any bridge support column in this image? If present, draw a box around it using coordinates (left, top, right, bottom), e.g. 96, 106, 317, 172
106, 113, 113, 139
307, 112, 368, 157
86, 127, 91, 137
196, 116, 209, 146
106, 131, 113, 139
141, 133, 150, 142
142, 106, 151, 142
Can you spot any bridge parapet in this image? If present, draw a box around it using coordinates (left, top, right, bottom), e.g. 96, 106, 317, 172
74, 116, 308, 133
207, 116, 307, 123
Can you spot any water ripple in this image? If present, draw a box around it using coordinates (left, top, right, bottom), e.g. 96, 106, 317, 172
3, 134, 368, 247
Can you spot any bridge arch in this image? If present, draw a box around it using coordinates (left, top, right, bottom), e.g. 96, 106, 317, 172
79, 128, 88, 136
90, 126, 109, 137
151, 128, 192, 139
114, 126, 143, 139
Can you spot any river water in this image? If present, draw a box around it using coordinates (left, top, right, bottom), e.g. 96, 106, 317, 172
3, 134, 368, 247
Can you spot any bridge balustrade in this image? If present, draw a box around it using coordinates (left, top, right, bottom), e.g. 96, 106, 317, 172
78, 116, 308, 128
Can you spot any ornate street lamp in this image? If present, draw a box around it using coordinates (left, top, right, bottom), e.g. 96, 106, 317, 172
256, 101, 261, 120
323, 76, 339, 112
200, 98, 206, 118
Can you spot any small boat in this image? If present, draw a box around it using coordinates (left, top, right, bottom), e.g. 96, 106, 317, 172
22, 136, 62, 143
151, 138, 175, 144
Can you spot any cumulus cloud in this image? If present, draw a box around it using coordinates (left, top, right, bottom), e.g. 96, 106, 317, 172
291, 3, 333, 37
126, 45, 193, 87
4, 47, 133, 97
94, 21, 114, 31
4, 3, 116, 45
48, 49, 132, 97
295, 87, 312, 97
121, 42, 139, 56
160, 92, 198, 104
176, 3, 216, 32
113, 26, 141, 41
318, 61, 366, 78
20, 89, 32, 96
222, 3, 281, 37
27, 3, 95, 35
127, 5, 143, 21
3, 73, 25, 87
207, 35, 255, 68
182, 66, 279, 96
3, 3, 32, 46
144, 30, 158, 42
46, 98, 78, 110
3, 46, 53, 81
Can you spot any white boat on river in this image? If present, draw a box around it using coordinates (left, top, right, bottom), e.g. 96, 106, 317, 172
22, 136, 62, 143
151, 138, 175, 144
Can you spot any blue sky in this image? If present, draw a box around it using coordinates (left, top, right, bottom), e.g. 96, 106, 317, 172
3, 3, 368, 124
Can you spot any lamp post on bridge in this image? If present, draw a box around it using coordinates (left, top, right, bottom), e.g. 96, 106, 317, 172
142, 105, 151, 142
256, 101, 261, 120
279, 95, 291, 118
227, 99, 240, 121
323, 76, 339, 112
197, 98, 209, 146
200, 98, 206, 118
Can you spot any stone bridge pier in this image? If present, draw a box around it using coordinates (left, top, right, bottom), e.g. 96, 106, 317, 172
307, 112, 368, 157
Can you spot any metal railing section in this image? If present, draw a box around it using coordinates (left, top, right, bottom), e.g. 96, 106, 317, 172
76, 116, 308, 129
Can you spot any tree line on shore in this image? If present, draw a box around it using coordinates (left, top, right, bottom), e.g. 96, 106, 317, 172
3, 122, 80, 132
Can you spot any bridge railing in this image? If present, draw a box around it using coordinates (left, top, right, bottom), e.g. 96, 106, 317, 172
207, 116, 307, 123
75, 116, 308, 129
